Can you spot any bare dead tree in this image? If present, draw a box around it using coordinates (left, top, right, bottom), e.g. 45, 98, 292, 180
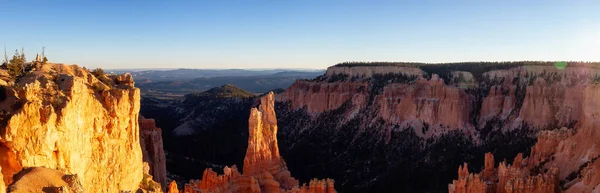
20, 47, 25, 73
3, 45, 7, 64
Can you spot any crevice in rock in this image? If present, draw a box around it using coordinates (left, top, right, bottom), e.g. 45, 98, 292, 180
0, 142, 21, 185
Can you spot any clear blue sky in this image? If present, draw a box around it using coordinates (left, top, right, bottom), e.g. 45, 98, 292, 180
1, 0, 599, 69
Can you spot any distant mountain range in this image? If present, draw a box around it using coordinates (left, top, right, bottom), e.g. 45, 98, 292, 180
130, 69, 325, 99
109, 68, 324, 82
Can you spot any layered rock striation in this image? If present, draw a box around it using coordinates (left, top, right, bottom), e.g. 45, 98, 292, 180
278, 63, 600, 137
168, 92, 336, 193
0, 63, 162, 192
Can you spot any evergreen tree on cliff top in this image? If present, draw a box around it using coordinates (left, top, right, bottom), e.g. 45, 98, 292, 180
7, 49, 26, 77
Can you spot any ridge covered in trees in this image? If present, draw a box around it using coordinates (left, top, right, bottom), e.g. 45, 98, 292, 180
183, 84, 255, 104
334, 61, 600, 68
331, 61, 600, 81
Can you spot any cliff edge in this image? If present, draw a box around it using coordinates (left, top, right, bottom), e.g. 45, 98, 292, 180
0, 63, 162, 192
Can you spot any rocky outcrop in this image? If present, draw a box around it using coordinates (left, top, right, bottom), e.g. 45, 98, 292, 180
7, 167, 84, 193
139, 162, 164, 193
168, 181, 179, 193
449, 153, 559, 193
175, 92, 335, 193
140, 116, 168, 189
0, 63, 161, 192
297, 179, 335, 193
526, 128, 573, 170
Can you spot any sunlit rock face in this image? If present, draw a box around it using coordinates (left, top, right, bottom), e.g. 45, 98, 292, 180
168, 180, 179, 193
171, 92, 336, 193
0, 63, 161, 192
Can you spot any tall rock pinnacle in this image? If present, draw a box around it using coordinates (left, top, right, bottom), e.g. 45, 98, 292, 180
244, 92, 281, 174
172, 92, 336, 193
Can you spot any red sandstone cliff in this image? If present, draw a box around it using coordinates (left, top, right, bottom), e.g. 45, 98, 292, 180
140, 116, 168, 190
276, 64, 600, 191
523, 84, 600, 192
278, 65, 600, 139
168, 92, 336, 193
450, 84, 600, 192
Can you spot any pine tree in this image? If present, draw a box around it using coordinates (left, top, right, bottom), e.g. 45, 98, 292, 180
7, 50, 24, 77
92, 68, 105, 78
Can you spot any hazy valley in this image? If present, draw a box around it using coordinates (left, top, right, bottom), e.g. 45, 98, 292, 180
111, 69, 324, 99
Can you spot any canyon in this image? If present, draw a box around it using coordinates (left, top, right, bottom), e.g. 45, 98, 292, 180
168, 92, 336, 193
134, 61, 600, 192
3, 57, 599, 192
270, 62, 600, 192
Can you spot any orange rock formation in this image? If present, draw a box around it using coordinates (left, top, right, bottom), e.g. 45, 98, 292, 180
140, 116, 168, 189
169, 92, 336, 193
168, 181, 179, 193
449, 153, 559, 193
0, 63, 161, 192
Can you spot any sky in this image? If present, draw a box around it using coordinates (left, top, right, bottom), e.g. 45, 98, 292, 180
0, 0, 599, 69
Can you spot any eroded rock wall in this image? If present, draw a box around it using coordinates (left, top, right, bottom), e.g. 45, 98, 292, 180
278, 65, 600, 137
451, 84, 600, 192
140, 116, 168, 189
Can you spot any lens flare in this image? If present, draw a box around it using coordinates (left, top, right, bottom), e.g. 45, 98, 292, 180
554, 61, 567, 70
